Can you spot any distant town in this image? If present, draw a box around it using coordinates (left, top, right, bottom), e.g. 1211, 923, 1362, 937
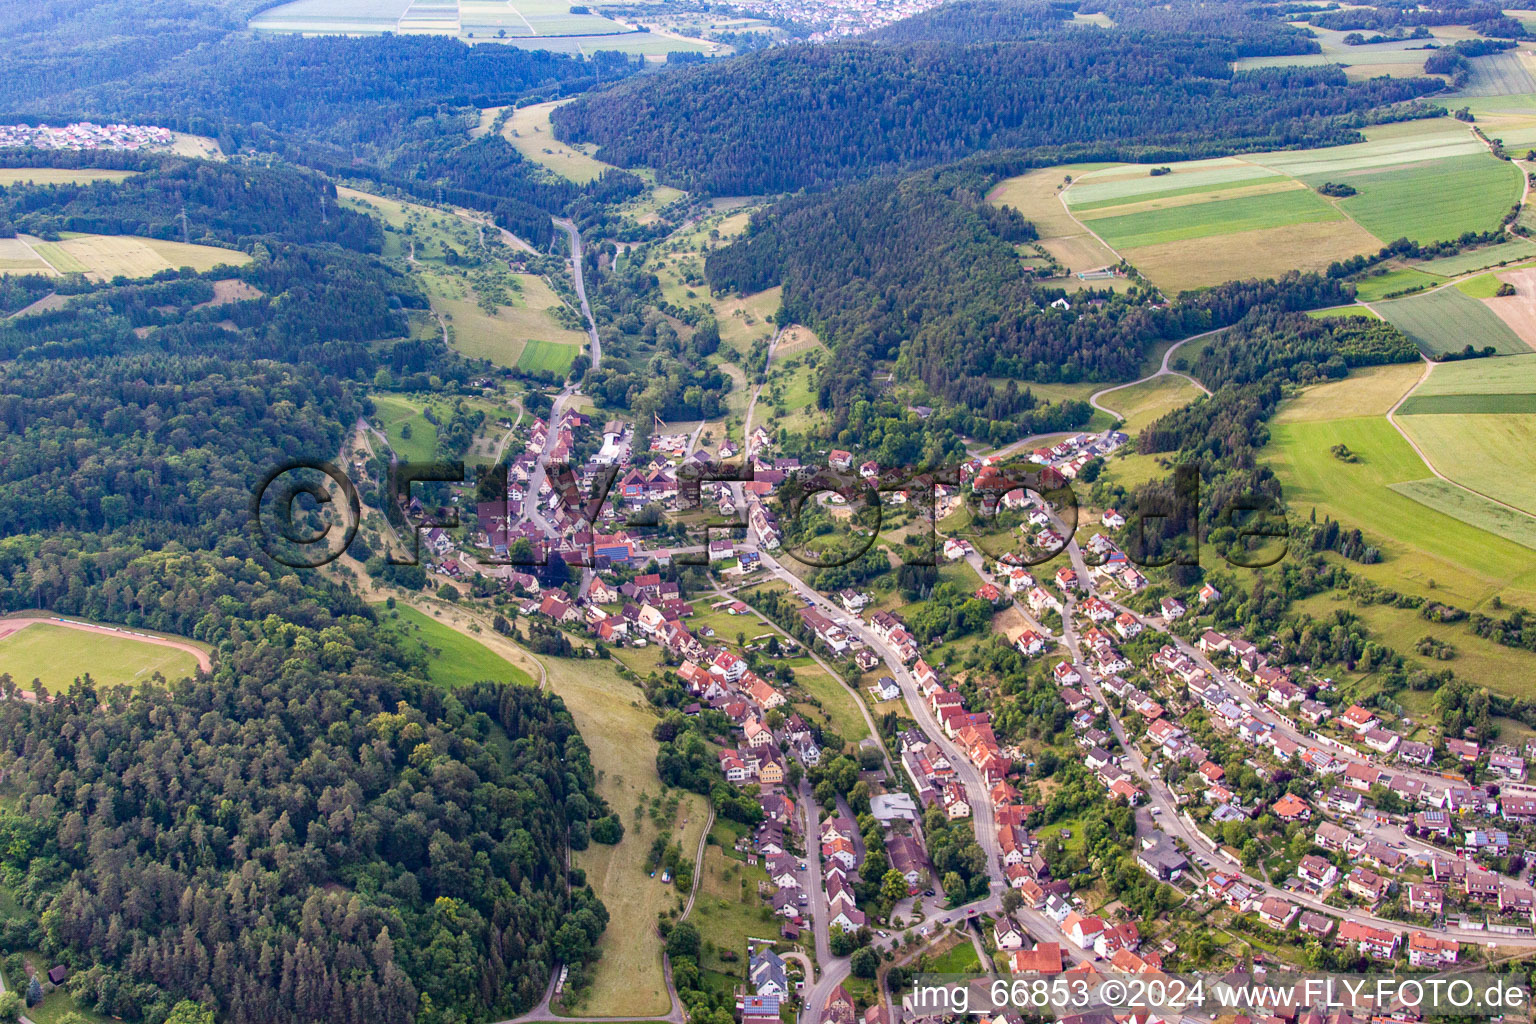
0, 121, 175, 152
726, 0, 953, 40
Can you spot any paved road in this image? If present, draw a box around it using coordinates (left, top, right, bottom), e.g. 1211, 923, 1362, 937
1088, 329, 1216, 420
554, 217, 601, 371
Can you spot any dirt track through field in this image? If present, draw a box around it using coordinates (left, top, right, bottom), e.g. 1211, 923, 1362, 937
0, 614, 213, 673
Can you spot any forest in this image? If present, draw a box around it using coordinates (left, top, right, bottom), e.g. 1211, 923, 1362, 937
0, 159, 381, 251
553, 24, 1441, 194
0, 602, 611, 1024
0, 161, 621, 1024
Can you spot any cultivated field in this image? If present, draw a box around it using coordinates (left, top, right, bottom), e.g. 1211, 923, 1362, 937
1482, 266, 1536, 346
248, 0, 709, 54
1409, 238, 1536, 277
1322, 154, 1522, 247
1078, 187, 1341, 250
0, 167, 137, 186
1123, 219, 1381, 295
1374, 286, 1530, 356
1409, 351, 1536, 394
1397, 412, 1536, 514
8, 233, 248, 279
1391, 478, 1536, 549
1454, 51, 1536, 97
984, 163, 1120, 275
1023, 120, 1516, 291
1266, 415, 1536, 608
0, 620, 204, 689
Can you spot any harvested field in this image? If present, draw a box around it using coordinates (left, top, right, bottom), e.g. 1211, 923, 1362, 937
1482, 266, 1536, 348
1123, 218, 1381, 294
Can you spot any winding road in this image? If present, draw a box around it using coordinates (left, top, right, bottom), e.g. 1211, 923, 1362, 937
1087, 328, 1216, 421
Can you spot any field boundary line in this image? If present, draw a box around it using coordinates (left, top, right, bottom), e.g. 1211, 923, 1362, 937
1383, 350, 1536, 523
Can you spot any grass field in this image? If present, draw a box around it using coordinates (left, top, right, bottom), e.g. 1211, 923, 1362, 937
985, 164, 1120, 274
1292, 590, 1536, 700
502, 101, 616, 184
1410, 238, 1536, 276
1410, 352, 1536, 394
1273, 362, 1425, 423
1374, 287, 1530, 356
543, 655, 709, 1017
1325, 154, 1522, 246
1, 956, 113, 1024
1096, 374, 1204, 432
1266, 415, 1536, 608
0, 167, 137, 186
0, 622, 202, 689
1081, 189, 1341, 250
370, 393, 440, 463
516, 337, 580, 373
1398, 413, 1536, 514
1457, 272, 1508, 298
792, 661, 870, 746
1306, 305, 1382, 321
691, 837, 777, 973
437, 280, 587, 368
1352, 268, 1439, 302
375, 604, 536, 688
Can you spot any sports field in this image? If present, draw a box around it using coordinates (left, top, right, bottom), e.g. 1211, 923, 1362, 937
0, 621, 203, 689
1266, 415, 1536, 608
516, 337, 579, 373
1373, 287, 1530, 357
